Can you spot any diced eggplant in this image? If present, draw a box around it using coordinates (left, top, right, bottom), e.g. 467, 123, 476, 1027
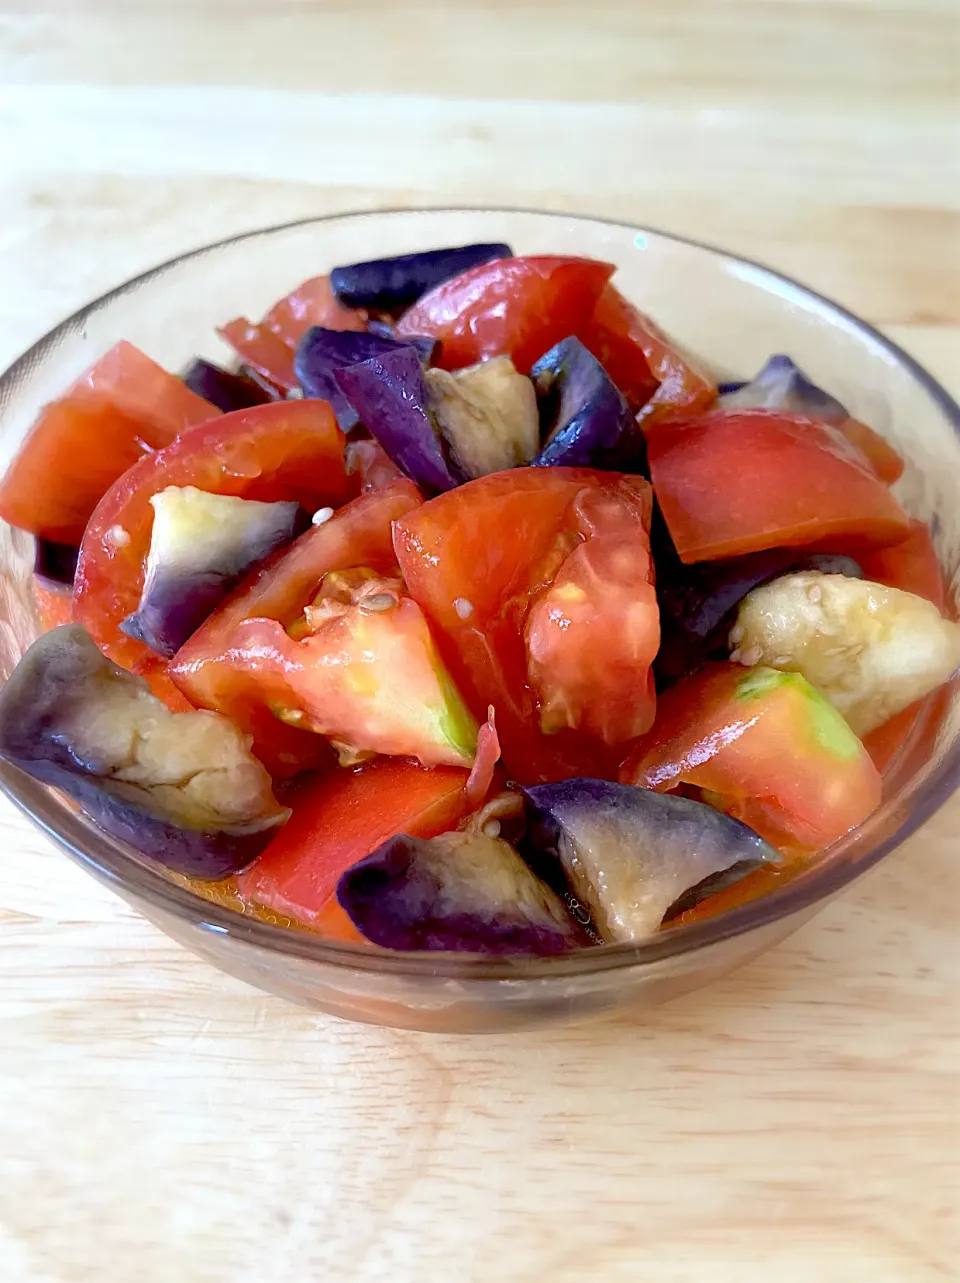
121, 486, 306, 657
523, 779, 781, 942
335, 345, 461, 494
731, 571, 960, 735
337, 828, 578, 954
34, 539, 79, 589
181, 359, 274, 413
718, 354, 848, 420
366, 318, 440, 367
331, 243, 513, 312
294, 326, 415, 430
529, 337, 639, 469
425, 357, 540, 479
651, 502, 861, 688
0, 625, 289, 878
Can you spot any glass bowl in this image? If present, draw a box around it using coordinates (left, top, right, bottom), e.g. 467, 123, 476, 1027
1, 208, 958, 1033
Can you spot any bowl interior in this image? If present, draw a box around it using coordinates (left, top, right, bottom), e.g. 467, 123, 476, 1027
1, 207, 958, 985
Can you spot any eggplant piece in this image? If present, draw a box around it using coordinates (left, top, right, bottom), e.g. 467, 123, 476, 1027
330, 242, 513, 312
121, 486, 305, 658
529, 337, 639, 469
366, 318, 440, 367
718, 354, 849, 420
335, 345, 461, 494
181, 359, 273, 413
337, 829, 578, 954
731, 571, 960, 735
523, 779, 781, 942
425, 357, 540, 479
34, 539, 79, 589
0, 625, 289, 878
651, 501, 862, 689
294, 326, 417, 430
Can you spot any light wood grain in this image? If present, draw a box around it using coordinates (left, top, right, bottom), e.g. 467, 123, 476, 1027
1, 3, 958, 1280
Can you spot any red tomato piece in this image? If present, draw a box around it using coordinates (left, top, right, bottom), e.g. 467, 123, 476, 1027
395, 256, 615, 374
858, 518, 946, 611
218, 275, 366, 392
839, 419, 904, 486
169, 482, 421, 774
75, 399, 351, 673
647, 408, 912, 563
0, 342, 220, 543
236, 758, 472, 939
32, 577, 74, 631
345, 438, 407, 492
137, 656, 197, 714
216, 320, 298, 393
581, 284, 715, 420
621, 662, 882, 857
394, 468, 655, 783
262, 275, 367, 348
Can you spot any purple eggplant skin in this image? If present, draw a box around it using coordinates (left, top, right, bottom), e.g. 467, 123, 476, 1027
34, 539, 79, 589
181, 359, 274, 413
523, 780, 781, 942
650, 502, 862, 689
121, 488, 308, 658
718, 354, 849, 421
529, 337, 641, 471
335, 345, 461, 495
0, 626, 288, 879
337, 830, 580, 955
330, 243, 513, 313
366, 318, 440, 367
294, 326, 414, 430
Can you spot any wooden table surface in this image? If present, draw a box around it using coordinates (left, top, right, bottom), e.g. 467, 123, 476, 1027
1, 3, 958, 1280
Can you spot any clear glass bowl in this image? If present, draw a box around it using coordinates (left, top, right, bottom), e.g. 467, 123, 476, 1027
1, 208, 958, 1033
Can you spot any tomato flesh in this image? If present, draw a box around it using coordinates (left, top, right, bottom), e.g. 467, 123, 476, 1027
621, 662, 882, 856
858, 517, 946, 611
647, 408, 912, 563
33, 577, 74, 631
396, 256, 615, 374
394, 468, 655, 782
581, 284, 715, 421
0, 342, 219, 543
236, 758, 471, 939
839, 418, 904, 485
218, 275, 366, 391
169, 482, 421, 773
75, 399, 350, 673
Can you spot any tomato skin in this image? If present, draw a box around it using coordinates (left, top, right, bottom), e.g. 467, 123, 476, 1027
396, 256, 615, 374
0, 342, 220, 543
218, 275, 366, 392
169, 482, 421, 774
858, 518, 946, 611
581, 284, 715, 420
235, 758, 471, 939
394, 468, 654, 783
75, 398, 350, 673
620, 662, 882, 856
647, 408, 912, 563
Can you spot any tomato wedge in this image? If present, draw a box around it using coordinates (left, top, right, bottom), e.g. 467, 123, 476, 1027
236, 758, 472, 940
581, 284, 715, 421
0, 342, 219, 543
840, 419, 904, 486
218, 275, 367, 392
621, 662, 882, 856
396, 256, 615, 374
858, 517, 946, 611
169, 482, 421, 773
75, 399, 351, 673
394, 468, 656, 783
33, 577, 74, 632
647, 408, 912, 563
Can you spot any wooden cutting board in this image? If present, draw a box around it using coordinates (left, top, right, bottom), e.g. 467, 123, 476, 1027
1, 3, 957, 1279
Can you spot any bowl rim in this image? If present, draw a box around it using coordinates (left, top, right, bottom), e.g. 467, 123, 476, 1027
2, 203, 959, 982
